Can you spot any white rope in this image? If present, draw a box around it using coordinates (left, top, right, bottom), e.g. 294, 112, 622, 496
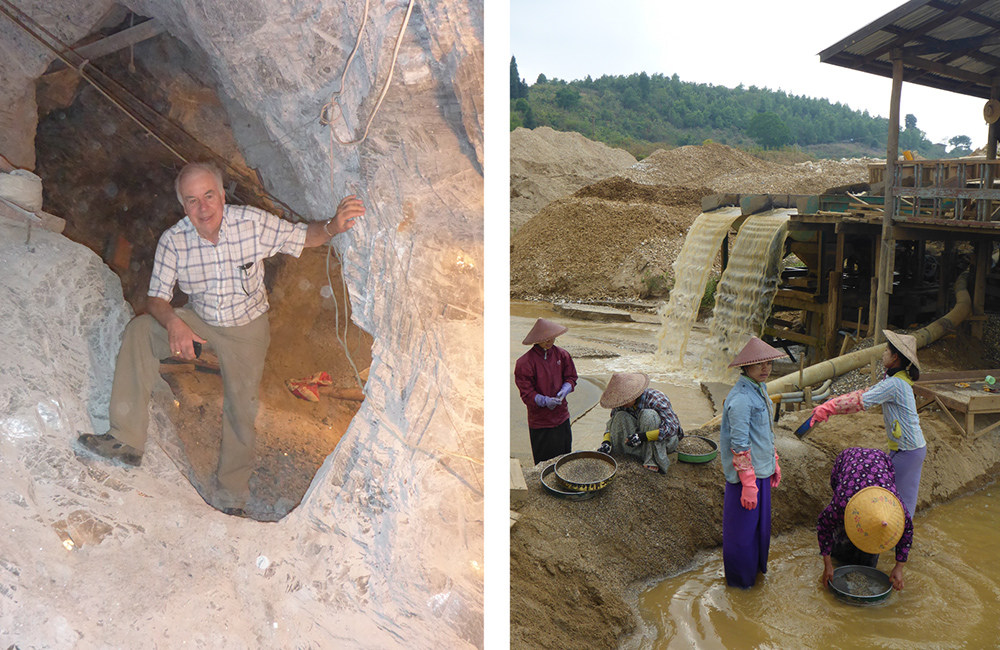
320, 0, 415, 146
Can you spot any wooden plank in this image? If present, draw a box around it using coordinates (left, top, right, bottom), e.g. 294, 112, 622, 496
510, 457, 528, 505
763, 325, 821, 347
45, 19, 165, 74
933, 395, 967, 434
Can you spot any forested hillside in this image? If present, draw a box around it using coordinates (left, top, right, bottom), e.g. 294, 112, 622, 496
510, 57, 974, 161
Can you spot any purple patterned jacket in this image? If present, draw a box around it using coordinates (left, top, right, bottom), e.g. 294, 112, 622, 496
816, 447, 914, 563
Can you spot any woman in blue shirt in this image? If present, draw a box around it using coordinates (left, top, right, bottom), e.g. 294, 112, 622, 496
720, 337, 787, 589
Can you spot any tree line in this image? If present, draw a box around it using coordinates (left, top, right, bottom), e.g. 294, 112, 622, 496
510, 56, 974, 160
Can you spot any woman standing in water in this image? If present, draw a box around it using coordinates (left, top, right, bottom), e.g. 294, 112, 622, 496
719, 337, 787, 589
810, 330, 925, 518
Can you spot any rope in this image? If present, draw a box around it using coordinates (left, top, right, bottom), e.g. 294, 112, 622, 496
318, 1, 484, 481
319, 0, 415, 146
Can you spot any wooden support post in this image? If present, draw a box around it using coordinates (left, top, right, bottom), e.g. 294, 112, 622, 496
875, 54, 904, 346
973, 241, 988, 340
825, 271, 842, 361
989, 83, 999, 221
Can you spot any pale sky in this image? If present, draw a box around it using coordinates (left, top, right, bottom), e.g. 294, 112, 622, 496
510, 0, 988, 148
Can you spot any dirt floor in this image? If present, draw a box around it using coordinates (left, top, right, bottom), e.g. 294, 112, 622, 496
509, 327, 1000, 650
161, 244, 372, 520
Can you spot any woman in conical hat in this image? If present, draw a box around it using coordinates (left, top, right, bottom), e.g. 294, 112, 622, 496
513, 318, 578, 465
596, 372, 683, 474
719, 336, 787, 589
817, 447, 914, 591
809, 330, 926, 518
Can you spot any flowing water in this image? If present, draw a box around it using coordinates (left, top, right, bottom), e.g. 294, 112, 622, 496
638, 487, 1000, 649
699, 210, 791, 381
655, 207, 742, 369
654, 208, 791, 383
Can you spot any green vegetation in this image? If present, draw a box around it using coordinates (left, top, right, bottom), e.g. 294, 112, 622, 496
640, 269, 673, 298
509, 57, 972, 160
701, 275, 720, 311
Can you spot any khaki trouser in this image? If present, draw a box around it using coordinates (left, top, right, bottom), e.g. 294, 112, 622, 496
108, 308, 270, 508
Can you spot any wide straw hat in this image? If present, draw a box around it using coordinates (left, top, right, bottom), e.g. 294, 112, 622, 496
522, 318, 568, 345
728, 336, 789, 368
883, 329, 920, 370
600, 372, 650, 408
844, 486, 906, 554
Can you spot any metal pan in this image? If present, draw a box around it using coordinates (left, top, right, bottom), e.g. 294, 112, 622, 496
540, 463, 598, 501
828, 565, 893, 605
553, 451, 617, 492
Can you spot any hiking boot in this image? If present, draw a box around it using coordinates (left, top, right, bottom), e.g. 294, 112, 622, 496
76, 433, 143, 467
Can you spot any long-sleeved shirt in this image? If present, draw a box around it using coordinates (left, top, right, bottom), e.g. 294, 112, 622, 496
514, 344, 577, 429
609, 388, 682, 445
816, 446, 914, 563
862, 371, 926, 451
719, 374, 776, 483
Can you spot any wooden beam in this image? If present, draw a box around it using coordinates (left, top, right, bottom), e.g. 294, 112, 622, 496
44, 19, 164, 75
900, 53, 994, 88
875, 55, 904, 346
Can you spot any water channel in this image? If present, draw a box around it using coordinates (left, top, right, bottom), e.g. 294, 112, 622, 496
638, 486, 1000, 649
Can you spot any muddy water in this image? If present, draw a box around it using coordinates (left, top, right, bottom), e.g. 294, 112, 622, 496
638, 487, 1000, 649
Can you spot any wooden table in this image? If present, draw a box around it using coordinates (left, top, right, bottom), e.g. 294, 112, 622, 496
912, 370, 1000, 438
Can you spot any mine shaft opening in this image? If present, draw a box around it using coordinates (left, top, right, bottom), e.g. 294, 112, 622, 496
31, 7, 373, 521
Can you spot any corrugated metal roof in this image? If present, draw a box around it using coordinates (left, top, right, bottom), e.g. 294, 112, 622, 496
820, 0, 1000, 99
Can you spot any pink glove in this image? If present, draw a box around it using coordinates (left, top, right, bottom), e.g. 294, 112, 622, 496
810, 389, 865, 424
770, 455, 781, 488
738, 469, 758, 510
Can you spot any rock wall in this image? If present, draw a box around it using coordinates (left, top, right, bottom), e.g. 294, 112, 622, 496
0, 1, 483, 648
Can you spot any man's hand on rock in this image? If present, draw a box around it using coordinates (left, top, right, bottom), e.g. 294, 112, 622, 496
327, 195, 366, 235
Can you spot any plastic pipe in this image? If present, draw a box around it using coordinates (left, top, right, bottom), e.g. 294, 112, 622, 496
767, 273, 971, 395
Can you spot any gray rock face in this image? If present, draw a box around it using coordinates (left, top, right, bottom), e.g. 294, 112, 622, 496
0, 1, 483, 648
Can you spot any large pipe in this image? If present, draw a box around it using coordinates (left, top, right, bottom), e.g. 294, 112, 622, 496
766, 274, 971, 395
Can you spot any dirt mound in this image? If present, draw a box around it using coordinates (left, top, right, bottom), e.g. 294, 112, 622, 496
511, 142, 877, 300
624, 142, 877, 194
510, 126, 636, 233
510, 185, 711, 300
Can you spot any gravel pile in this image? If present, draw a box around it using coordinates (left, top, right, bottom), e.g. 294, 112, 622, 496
510, 126, 637, 233
511, 139, 874, 300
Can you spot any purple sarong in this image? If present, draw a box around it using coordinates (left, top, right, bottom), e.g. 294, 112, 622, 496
889, 446, 926, 517
723, 478, 771, 589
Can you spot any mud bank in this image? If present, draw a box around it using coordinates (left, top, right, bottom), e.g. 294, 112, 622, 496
510, 391, 1000, 650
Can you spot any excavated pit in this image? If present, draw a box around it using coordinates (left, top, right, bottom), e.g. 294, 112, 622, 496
32, 11, 374, 522
0, 1, 483, 648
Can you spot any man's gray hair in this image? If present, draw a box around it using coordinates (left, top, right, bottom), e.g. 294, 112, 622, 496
174, 162, 224, 205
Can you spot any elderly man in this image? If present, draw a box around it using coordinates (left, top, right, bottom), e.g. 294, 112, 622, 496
597, 372, 683, 473
77, 162, 364, 516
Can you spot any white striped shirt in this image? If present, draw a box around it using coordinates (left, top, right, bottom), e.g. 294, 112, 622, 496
862, 373, 926, 451
148, 204, 307, 327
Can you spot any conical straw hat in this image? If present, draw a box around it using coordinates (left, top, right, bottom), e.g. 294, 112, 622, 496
844, 486, 906, 554
522, 318, 568, 345
728, 336, 789, 368
600, 372, 650, 408
883, 330, 920, 370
